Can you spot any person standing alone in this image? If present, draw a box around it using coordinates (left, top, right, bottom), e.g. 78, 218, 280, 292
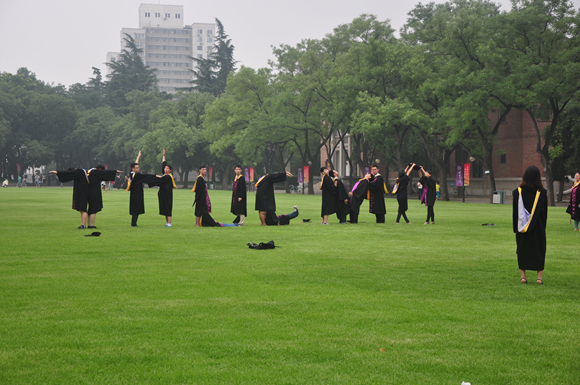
513, 165, 548, 285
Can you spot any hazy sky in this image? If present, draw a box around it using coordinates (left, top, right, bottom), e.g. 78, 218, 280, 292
1, 0, 578, 88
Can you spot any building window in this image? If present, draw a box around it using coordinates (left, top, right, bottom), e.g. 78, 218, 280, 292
207, 37, 212, 43
206, 46, 212, 53
207, 30, 213, 36
197, 54, 203, 58
145, 12, 150, 17
165, 13, 170, 18
176, 14, 180, 18
500, 154, 506, 164
198, 29, 203, 35
197, 46, 203, 51
197, 37, 203, 43
155, 13, 160, 17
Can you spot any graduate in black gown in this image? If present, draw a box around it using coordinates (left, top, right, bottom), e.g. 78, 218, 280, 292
197, 212, 238, 227
264, 206, 300, 226
254, 171, 293, 226
367, 164, 387, 223
192, 165, 211, 227
513, 165, 548, 285
87, 165, 121, 228
231, 165, 247, 225
148, 150, 177, 227
348, 178, 369, 224
418, 166, 437, 224
320, 167, 336, 225
50, 168, 89, 229
392, 163, 414, 224
127, 151, 159, 227
568, 172, 580, 231
330, 170, 350, 224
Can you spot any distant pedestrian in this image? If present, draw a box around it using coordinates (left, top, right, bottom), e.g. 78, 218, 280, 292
231, 165, 247, 226
418, 166, 436, 225
567, 172, 580, 231
393, 163, 414, 224
513, 165, 547, 285
320, 167, 336, 225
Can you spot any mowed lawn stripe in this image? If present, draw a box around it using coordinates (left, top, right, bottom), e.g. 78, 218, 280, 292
1, 188, 579, 384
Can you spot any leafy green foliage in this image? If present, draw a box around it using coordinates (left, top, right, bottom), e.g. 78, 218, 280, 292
189, 18, 236, 97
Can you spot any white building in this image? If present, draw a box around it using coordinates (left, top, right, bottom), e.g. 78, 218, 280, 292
106, 4, 215, 93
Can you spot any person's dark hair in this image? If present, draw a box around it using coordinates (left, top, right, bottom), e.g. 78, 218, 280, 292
320, 167, 327, 173
67, 167, 76, 171
329, 170, 336, 177
425, 170, 433, 176
371, 164, 379, 169
398, 170, 405, 178
234, 165, 242, 169
96, 165, 105, 170
198, 165, 206, 170
520, 165, 544, 191
130, 162, 138, 169
165, 163, 173, 171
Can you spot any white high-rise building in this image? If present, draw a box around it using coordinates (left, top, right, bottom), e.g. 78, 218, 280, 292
106, 4, 215, 93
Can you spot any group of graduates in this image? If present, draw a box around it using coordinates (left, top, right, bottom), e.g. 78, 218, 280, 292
52, 150, 442, 229
53, 150, 301, 228
320, 163, 438, 225
50, 166, 121, 229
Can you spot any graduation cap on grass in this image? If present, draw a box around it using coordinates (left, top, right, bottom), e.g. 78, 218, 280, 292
247, 241, 277, 249
84, 232, 101, 237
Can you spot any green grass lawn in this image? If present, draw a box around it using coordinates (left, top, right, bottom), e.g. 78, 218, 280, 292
1, 187, 579, 384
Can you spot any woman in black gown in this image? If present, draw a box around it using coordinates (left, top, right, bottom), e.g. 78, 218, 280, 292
418, 166, 437, 224
512, 166, 548, 285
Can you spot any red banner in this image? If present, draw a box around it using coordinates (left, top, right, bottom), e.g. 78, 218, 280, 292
464, 163, 471, 186
208, 167, 213, 180
250, 167, 254, 182
304, 166, 309, 183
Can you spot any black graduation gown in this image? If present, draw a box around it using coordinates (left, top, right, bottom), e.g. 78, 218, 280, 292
321, 175, 336, 217
55, 169, 89, 212
231, 175, 247, 216
192, 175, 210, 217
265, 210, 291, 226
350, 179, 369, 215
255, 172, 287, 212
570, 183, 580, 221
419, 176, 437, 206
87, 169, 117, 215
368, 174, 386, 214
513, 188, 548, 271
128, 172, 158, 216
148, 164, 176, 217
335, 178, 350, 220
395, 175, 410, 213
200, 212, 222, 227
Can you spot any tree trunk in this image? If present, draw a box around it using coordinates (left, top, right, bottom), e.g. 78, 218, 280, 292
558, 177, 565, 203
183, 167, 190, 189
527, 108, 556, 206
418, 131, 450, 201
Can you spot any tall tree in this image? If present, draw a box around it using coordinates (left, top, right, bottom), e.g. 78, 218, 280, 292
106, 34, 157, 113
500, 0, 580, 205
189, 18, 236, 97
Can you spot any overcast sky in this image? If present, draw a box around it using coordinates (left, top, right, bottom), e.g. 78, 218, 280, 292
1, 0, 578, 88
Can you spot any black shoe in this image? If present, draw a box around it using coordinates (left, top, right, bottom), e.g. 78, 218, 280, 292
88, 226, 97, 229
78, 225, 86, 229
